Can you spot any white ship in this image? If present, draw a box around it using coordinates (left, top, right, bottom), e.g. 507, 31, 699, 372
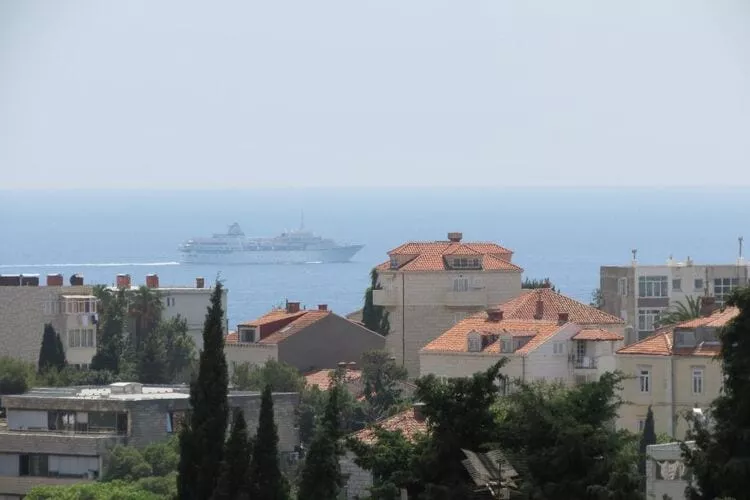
179, 222, 363, 265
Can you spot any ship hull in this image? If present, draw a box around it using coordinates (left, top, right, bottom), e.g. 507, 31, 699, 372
180, 245, 364, 265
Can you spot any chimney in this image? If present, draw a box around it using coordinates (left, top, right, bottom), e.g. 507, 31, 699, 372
347, 361, 357, 370
287, 301, 301, 314
337, 361, 347, 370
318, 304, 328, 311
413, 402, 426, 421
486, 307, 504, 322
558, 312, 569, 325
146, 273, 159, 288
534, 299, 544, 320
20, 275, 39, 286
447, 232, 463, 243
195, 277, 205, 289
0, 275, 21, 287
116, 274, 131, 289
699, 296, 717, 318
46, 273, 64, 287
69, 274, 84, 286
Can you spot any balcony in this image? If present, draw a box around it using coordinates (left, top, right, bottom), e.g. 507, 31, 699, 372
442, 290, 488, 307
372, 289, 400, 307
574, 356, 598, 369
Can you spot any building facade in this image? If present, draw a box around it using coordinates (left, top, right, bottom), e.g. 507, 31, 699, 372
645, 442, 694, 500
0, 382, 299, 499
373, 232, 523, 376
600, 257, 749, 344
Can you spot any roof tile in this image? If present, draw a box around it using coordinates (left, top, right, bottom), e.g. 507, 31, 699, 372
497, 288, 625, 325
378, 239, 521, 272
572, 328, 624, 341
351, 407, 428, 445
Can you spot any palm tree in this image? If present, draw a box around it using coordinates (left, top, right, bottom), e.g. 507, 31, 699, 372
128, 286, 163, 352
657, 295, 702, 327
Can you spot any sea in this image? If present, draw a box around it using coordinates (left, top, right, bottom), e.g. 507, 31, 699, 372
1, 188, 748, 329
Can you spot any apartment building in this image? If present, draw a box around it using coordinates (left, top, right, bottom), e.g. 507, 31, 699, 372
419, 289, 625, 383
373, 232, 523, 376
600, 255, 749, 344
225, 302, 385, 373
615, 306, 736, 438
0, 382, 299, 499
646, 442, 694, 500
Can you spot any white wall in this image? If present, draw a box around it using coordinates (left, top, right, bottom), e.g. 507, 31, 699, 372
7, 410, 47, 431
225, 344, 279, 374
0, 455, 18, 476
161, 288, 228, 350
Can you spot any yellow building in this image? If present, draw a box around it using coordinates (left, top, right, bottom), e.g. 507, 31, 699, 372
615, 306, 737, 438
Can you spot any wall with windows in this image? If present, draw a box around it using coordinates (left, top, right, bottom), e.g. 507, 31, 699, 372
672, 356, 722, 438
160, 287, 228, 351
615, 354, 673, 436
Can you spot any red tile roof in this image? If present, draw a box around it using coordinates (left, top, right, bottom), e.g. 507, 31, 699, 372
237, 309, 306, 327
226, 331, 238, 343
572, 328, 624, 341
617, 307, 739, 357
421, 315, 563, 355
497, 288, 625, 325
227, 309, 330, 345
376, 240, 521, 273
305, 369, 362, 391
351, 406, 428, 445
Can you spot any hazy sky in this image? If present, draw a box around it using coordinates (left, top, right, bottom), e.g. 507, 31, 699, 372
1, 0, 749, 189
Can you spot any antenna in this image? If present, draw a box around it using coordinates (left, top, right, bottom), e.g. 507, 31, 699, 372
739, 236, 744, 260
631, 249, 638, 265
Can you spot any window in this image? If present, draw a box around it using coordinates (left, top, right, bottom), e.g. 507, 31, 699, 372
500, 338, 513, 353
672, 279, 682, 291
714, 278, 739, 305
638, 276, 668, 298
20, 454, 49, 477
618, 277, 628, 296
553, 342, 565, 355
452, 258, 481, 269
389, 256, 399, 269
638, 419, 646, 432
67, 329, 95, 348
694, 279, 704, 292
638, 367, 651, 393
638, 309, 663, 333
240, 328, 256, 343
467, 334, 482, 352
453, 277, 469, 292
675, 330, 696, 347
692, 367, 704, 394
576, 340, 586, 360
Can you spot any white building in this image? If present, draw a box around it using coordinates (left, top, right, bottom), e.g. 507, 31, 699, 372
646, 442, 694, 500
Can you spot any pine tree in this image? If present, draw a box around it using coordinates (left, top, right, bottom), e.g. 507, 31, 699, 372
247, 385, 288, 499
683, 287, 750, 499
38, 323, 66, 373
298, 383, 343, 500
638, 406, 656, 477
137, 329, 168, 384
213, 409, 252, 499
178, 281, 229, 500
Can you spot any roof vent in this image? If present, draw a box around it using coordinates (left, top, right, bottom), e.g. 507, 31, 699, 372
486, 308, 504, 322
318, 304, 328, 311
287, 301, 301, 314
448, 232, 463, 242
557, 312, 569, 325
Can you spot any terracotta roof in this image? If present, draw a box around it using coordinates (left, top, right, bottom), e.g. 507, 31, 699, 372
377, 240, 521, 273
572, 328, 624, 341
351, 406, 428, 445
237, 309, 306, 327
258, 310, 330, 344
617, 307, 739, 357
497, 288, 625, 325
226, 331, 238, 343
421, 315, 563, 355
305, 369, 362, 391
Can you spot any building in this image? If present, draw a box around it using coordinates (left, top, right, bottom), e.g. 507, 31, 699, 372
646, 442, 694, 500
600, 255, 749, 344
225, 302, 385, 373
0, 382, 299, 499
615, 306, 736, 438
372, 232, 523, 376
341, 403, 428, 499
419, 289, 625, 383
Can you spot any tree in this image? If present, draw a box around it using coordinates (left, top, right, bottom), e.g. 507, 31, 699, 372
178, 281, 229, 500
214, 409, 253, 499
657, 296, 702, 327
128, 286, 163, 353
361, 350, 408, 422
231, 359, 306, 393
137, 328, 168, 384
298, 382, 344, 500
26, 481, 165, 500
142, 437, 179, 477
160, 316, 196, 383
0, 357, 35, 396
522, 277, 557, 291
91, 288, 127, 373
248, 386, 289, 499
590, 287, 604, 309
682, 287, 750, 499
38, 323, 66, 373
103, 445, 153, 482
638, 406, 656, 478
363, 268, 391, 335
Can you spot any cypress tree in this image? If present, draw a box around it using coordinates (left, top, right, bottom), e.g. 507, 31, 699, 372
638, 406, 656, 477
298, 383, 343, 500
213, 409, 252, 500
38, 323, 66, 372
178, 281, 229, 500
362, 268, 390, 335
248, 385, 289, 499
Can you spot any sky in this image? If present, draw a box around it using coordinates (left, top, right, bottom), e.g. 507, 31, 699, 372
1, 0, 749, 189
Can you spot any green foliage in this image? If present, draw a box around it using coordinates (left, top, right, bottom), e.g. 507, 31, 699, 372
231, 359, 305, 392
248, 386, 289, 499
522, 277, 556, 291
360, 350, 408, 422
142, 436, 179, 477
135, 472, 178, 497
137, 328, 168, 384
91, 288, 127, 373
128, 285, 164, 353
0, 357, 35, 395
38, 323, 66, 373
682, 287, 750, 500
160, 316, 196, 383
298, 383, 344, 499
363, 268, 391, 335
213, 409, 253, 499
26, 480, 165, 499
590, 287, 604, 309
103, 446, 153, 482
657, 296, 702, 327
638, 406, 656, 477
178, 281, 229, 500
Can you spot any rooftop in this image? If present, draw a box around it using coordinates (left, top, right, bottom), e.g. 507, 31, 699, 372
305, 368, 362, 391
351, 405, 428, 445
572, 328, 624, 341
230, 308, 331, 345
7, 383, 191, 401
497, 288, 625, 325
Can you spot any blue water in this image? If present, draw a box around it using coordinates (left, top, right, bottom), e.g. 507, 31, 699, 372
1, 188, 748, 328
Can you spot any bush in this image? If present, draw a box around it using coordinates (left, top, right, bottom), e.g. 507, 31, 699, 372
0, 357, 35, 396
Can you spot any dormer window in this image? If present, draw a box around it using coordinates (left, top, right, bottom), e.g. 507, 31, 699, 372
390, 256, 399, 269
500, 337, 514, 353
467, 331, 482, 352
239, 327, 257, 343
452, 258, 481, 269
675, 330, 696, 347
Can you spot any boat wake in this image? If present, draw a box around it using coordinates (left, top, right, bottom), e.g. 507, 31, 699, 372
0, 261, 180, 269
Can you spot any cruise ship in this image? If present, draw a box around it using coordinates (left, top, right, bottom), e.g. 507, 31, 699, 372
179, 223, 364, 265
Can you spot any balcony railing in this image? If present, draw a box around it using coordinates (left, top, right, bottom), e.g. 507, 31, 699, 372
574, 357, 598, 369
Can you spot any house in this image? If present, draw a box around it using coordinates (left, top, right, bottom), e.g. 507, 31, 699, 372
615, 305, 737, 438
224, 302, 385, 373
372, 232, 523, 376
600, 254, 749, 344
646, 441, 694, 500
305, 364, 364, 396
419, 289, 625, 383
341, 403, 428, 499
0, 382, 299, 499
